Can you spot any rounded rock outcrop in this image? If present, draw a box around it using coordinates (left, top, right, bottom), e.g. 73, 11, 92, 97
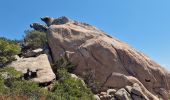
31, 16, 170, 100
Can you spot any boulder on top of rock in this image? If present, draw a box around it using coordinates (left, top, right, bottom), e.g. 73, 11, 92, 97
30, 22, 48, 32
41, 16, 71, 26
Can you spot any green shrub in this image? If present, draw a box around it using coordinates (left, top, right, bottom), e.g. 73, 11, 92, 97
0, 67, 22, 78
49, 68, 94, 100
0, 67, 47, 99
51, 57, 94, 100
0, 37, 21, 66
0, 57, 94, 100
24, 30, 47, 49
83, 69, 101, 93
10, 80, 46, 99
52, 57, 76, 75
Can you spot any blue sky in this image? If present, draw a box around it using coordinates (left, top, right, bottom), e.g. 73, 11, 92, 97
0, 0, 169, 70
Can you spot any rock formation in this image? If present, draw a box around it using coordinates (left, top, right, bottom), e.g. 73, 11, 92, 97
31, 16, 170, 100
30, 22, 47, 32
10, 53, 56, 84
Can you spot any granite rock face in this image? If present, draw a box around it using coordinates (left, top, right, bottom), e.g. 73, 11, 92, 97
31, 16, 170, 100
10, 54, 56, 83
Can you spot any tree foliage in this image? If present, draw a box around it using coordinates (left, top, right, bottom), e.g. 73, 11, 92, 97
23, 30, 47, 49
50, 57, 94, 100
48, 68, 94, 100
0, 37, 21, 66
0, 60, 94, 100
0, 67, 47, 100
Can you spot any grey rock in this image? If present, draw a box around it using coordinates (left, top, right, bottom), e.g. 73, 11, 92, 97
131, 94, 145, 100
41, 16, 54, 26
23, 48, 43, 58
125, 85, 132, 93
110, 97, 117, 100
100, 95, 112, 100
131, 83, 149, 100
30, 22, 47, 32
107, 89, 116, 95
41, 16, 71, 26
115, 88, 132, 100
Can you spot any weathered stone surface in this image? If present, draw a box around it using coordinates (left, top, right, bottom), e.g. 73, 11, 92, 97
115, 88, 132, 100
154, 88, 169, 100
107, 89, 116, 95
30, 23, 47, 32
110, 97, 117, 100
32, 16, 170, 99
131, 94, 144, 100
22, 48, 44, 58
41, 16, 71, 26
131, 83, 149, 100
100, 95, 112, 100
10, 54, 56, 83
125, 85, 132, 93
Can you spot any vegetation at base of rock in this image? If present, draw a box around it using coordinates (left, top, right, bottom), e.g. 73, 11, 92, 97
0, 60, 94, 100
0, 67, 47, 99
23, 30, 47, 49
0, 67, 22, 78
47, 68, 94, 100
50, 57, 94, 100
0, 37, 21, 67
83, 69, 101, 93
52, 56, 76, 75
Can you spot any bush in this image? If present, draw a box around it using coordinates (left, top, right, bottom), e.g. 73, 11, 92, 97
52, 57, 76, 75
10, 80, 46, 99
49, 68, 94, 100
0, 67, 47, 99
83, 69, 101, 93
23, 30, 47, 49
0, 37, 21, 66
0, 63, 94, 100
51, 57, 94, 100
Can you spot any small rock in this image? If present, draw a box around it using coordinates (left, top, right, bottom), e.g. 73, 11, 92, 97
110, 97, 117, 100
93, 95, 100, 100
115, 88, 132, 100
131, 83, 149, 100
23, 48, 43, 58
107, 89, 116, 95
70, 74, 79, 79
14, 55, 21, 61
100, 92, 107, 96
33, 48, 43, 53
131, 94, 144, 100
125, 85, 132, 93
100, 94, 112, 100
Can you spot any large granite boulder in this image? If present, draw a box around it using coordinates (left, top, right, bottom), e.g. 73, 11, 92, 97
31, 16, 170, 99
10, 54, 56, 83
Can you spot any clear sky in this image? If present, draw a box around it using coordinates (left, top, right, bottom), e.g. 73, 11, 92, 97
0, 0, 169, 70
